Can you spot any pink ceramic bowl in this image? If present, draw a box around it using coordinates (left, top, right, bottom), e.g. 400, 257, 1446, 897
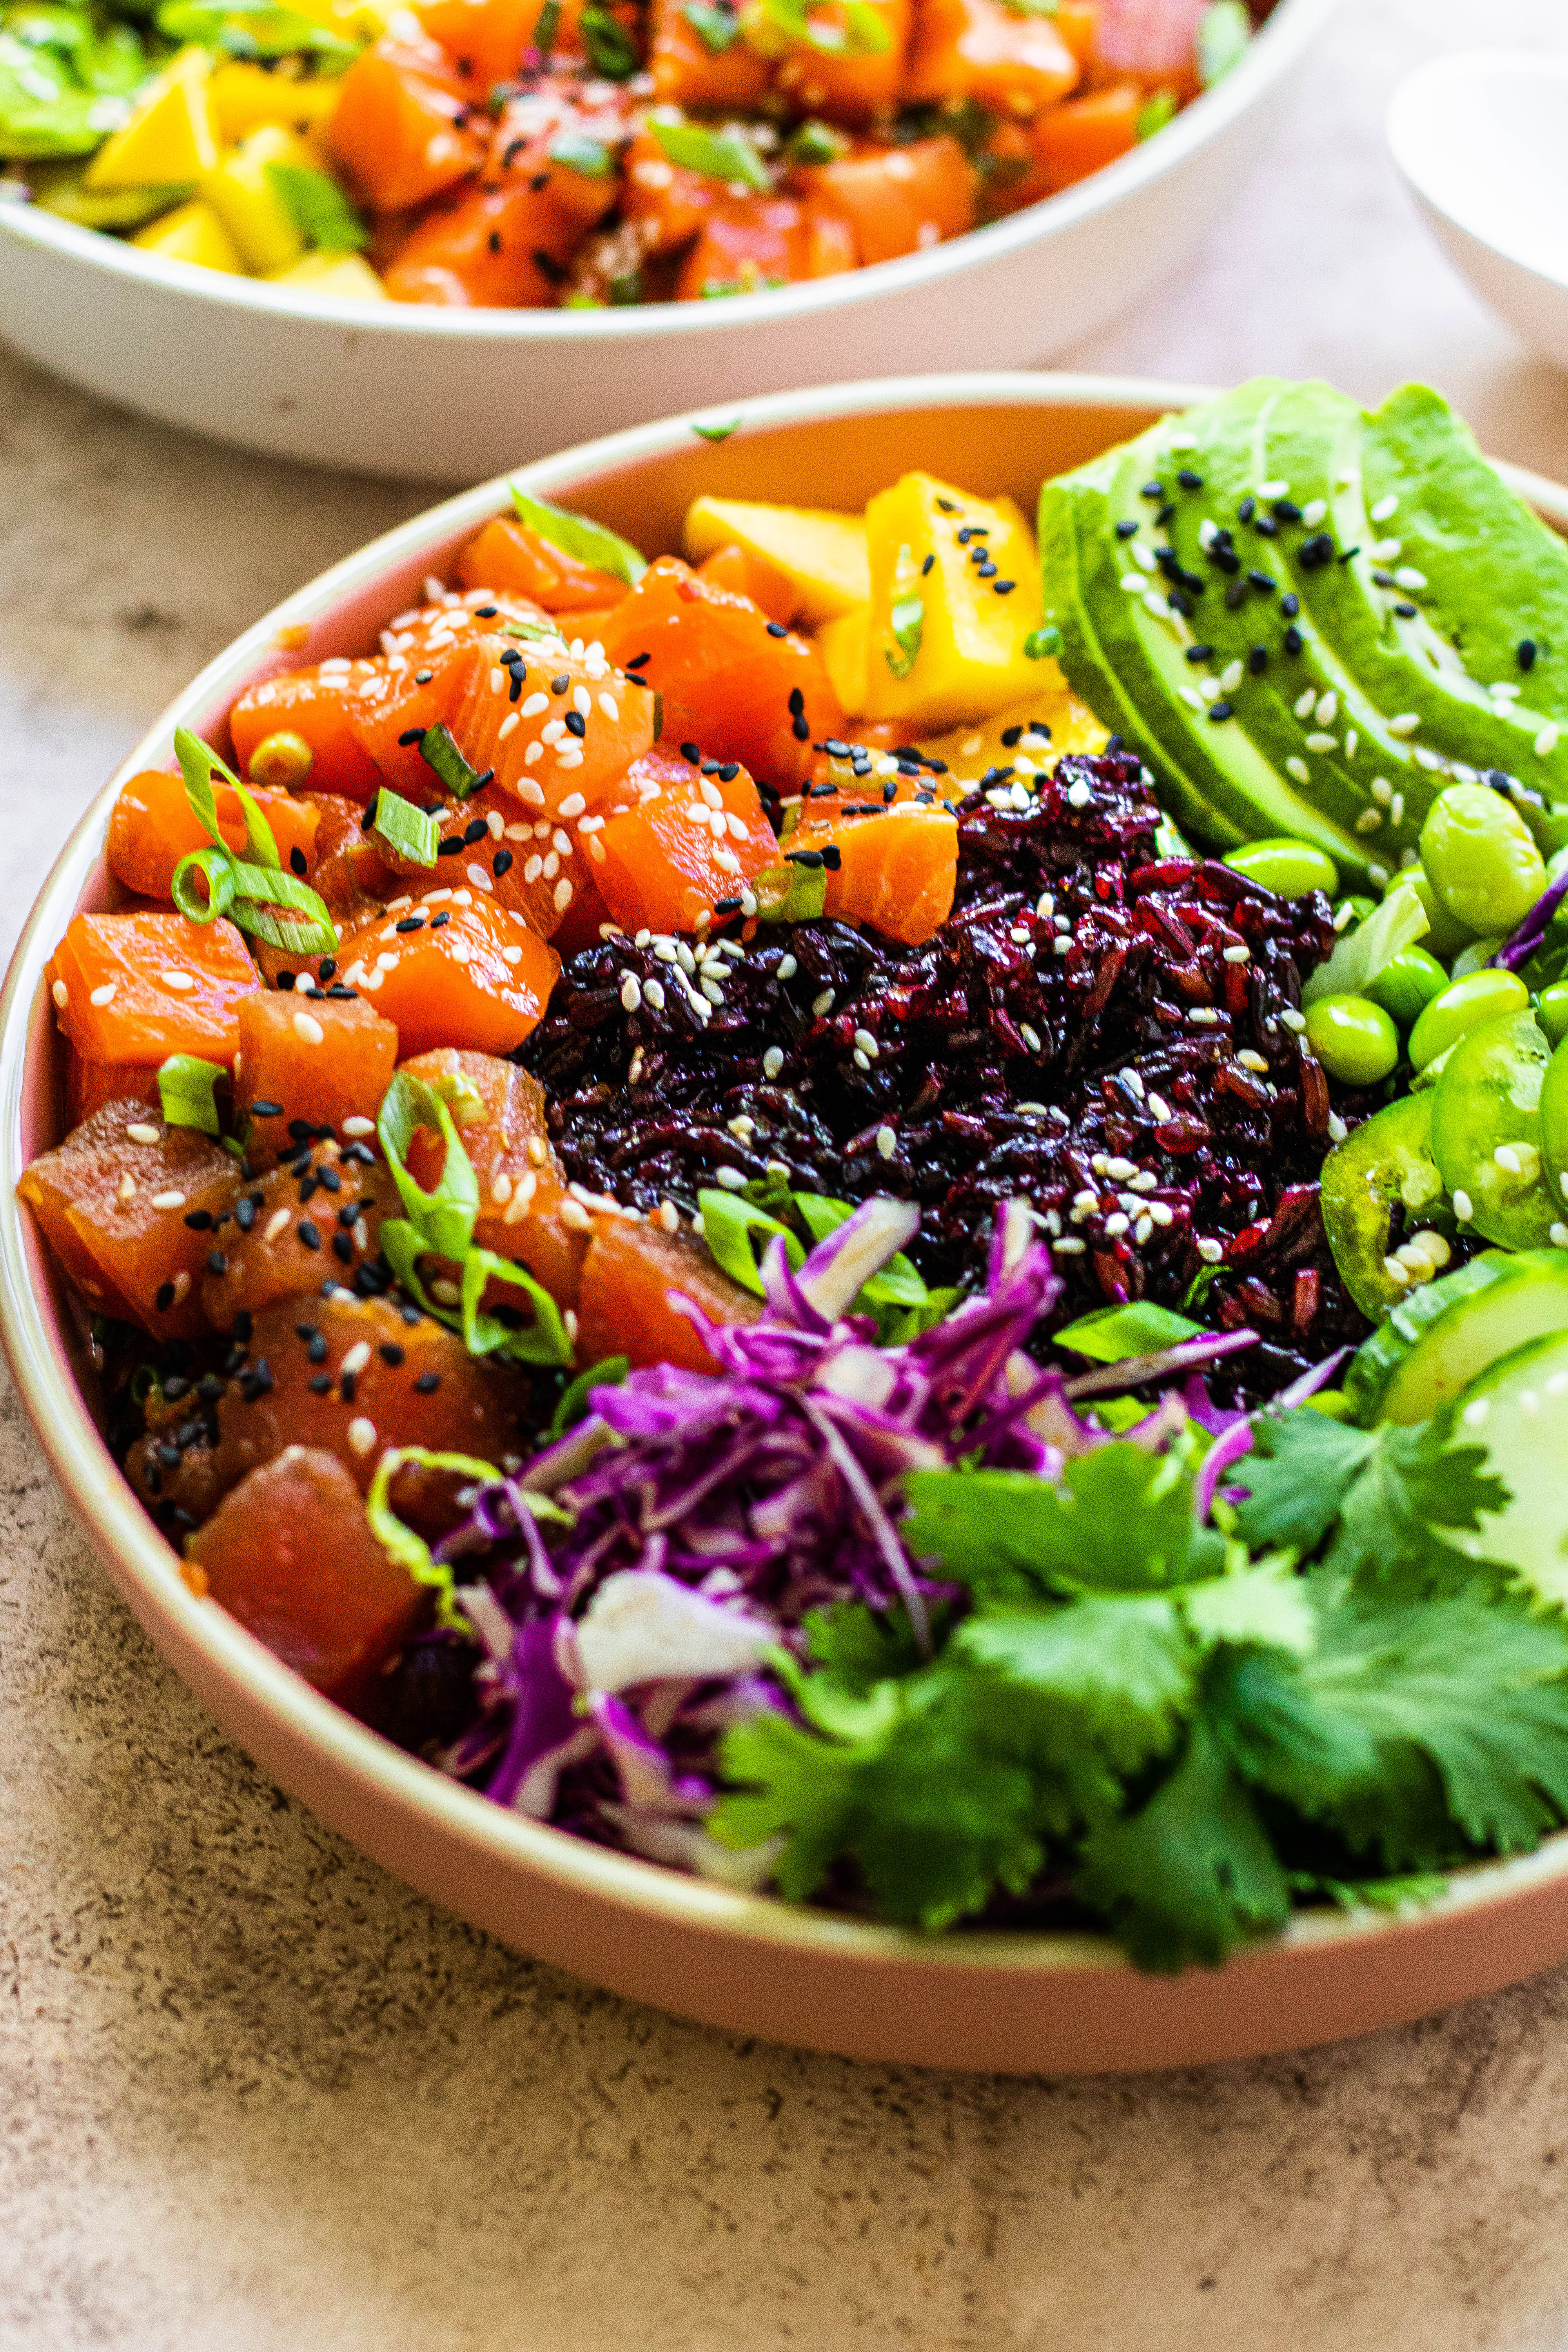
9, 370, 1568, 2076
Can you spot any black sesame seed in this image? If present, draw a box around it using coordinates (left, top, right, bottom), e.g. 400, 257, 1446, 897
289, 846, 307, 876
1395, 601, 1418, 618
1238, 496, 1256, 524
921, 554, 934, 575
183, 1209, 213, 1230
1520, 639, 1539, 671
765, 622, 789, 638
1140, 481, 1163, 500
552, 673, 571, 694
1225, 580, 1248, 610
792, 714, 810, 741
429, 911, 450, 929
1184, 644, 1214, 664
413, 1371, 441, 1393
298, 1220, 321, 1250
309, 1373, 332, 1395
993, 581, 1016, 595
1254, 515, 1279, 539
401, 1303, 423, 1325
276, 971, 296, 991
1115, 519, 1139, 540
1177, 468, 1203, 490
473, 605, 498, 619
1280, 592, 1300, 618
821, 844, 841, 871
788, 687, 805, 716
1249, 646, 1269, 675
250, 1099, 283, 1117
395, 915, 425, 933
154, 1281, 175, 1312
1283, 626, 1304, 655
1274, 498, 1301, 522
625, 651, 652, 668
398, 727, 426, 748
564, 710, 586, 738
785, 849, 824, 869
1000, 726, 1023, 747
1209, 701, 1233, 722
715, 896, 742, 913
288, 1118, 313, 1141
822, 739, 849, 757
379, 1343, 405, 1366
680, 741, 701, 764
325, 984, 358, 1000
494, 849, 514, 877
207, 1249, 228, 1276
1248, 570, 1276, 593
464, 817, 488, 844
197, 1374, 223, 1404
341, 1369, 358, 1403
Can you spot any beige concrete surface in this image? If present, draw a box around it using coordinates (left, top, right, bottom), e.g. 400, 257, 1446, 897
9, 3, 1568, 2344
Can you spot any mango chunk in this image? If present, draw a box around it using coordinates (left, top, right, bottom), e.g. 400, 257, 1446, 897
212, 62, 345, 143
683, 495, 870, 623
202, 124, 316, 273
131, 196, 244, 272
86, 49, 219, 191
816, 605, 869, 715
267, 249, 387, 299
861, 471, 1046, 729
915, 680, 1107, 782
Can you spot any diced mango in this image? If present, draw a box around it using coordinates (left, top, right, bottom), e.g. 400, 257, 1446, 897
86, 49, 219, 191
682, 495, 869, 622
202, 125, 317, 274
860, 471, 1047, 729
817, 606, 869, 715
915, 681, 1107, 781
211, 62, 345, 144
267, 249, 387, 299
131, 197, 245, 273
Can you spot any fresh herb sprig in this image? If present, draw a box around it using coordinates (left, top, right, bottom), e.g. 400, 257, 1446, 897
169, 726, 337, 957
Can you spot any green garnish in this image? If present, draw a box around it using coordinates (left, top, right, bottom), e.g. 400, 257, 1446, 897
649, 113, 770, 192
266, 160, 367, 250
787, 117, 846, 165
376, 1070, 573, 1367
579, 1, 639, 73
752, 857, 827, 922
418, 722, 487, 803
508, 484, 648, 586
884, 593, 923, 679
1136, 87, 1176, 141
1196, 0, 1249, 86
997, 0, 1056, 15
154, 0, 358, 59
1053, 1301, 1202, 1363
754, 0, 890, 54
370, 786, 440, 868
1024, 624, 1061, 660
169, 727, 336, 957
546, 127, 612, 176
157, 1053, 224, 1137
366, 1445, 505, 1629
682, 0, 739, 47
533, 0, 560, 47
549, 1355, 629, 1439
691, 416, 741, 443
695, 1185, 953, 1342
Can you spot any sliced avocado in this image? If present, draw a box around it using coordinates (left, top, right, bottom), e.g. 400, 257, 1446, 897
1040, 412, 1379, 875
1343, 1249, 1514, 1423
1451, 1329, 1568, 1603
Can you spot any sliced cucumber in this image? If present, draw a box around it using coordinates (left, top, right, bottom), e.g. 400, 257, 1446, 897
1343, 1250, 1514, 1423
1376, 1252, 1568, 1424
1319, 1091, 1449, 1318
1430, 1009, 1558, 1249
1451, 1330, 1568, 1604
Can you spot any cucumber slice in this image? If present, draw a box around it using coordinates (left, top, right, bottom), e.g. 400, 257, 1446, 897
1343, 1250, 1514, 1423
1429, 1009, 1558, 1249
1451, 1330, 1568, 1603
1541, 1031, 1568, 1210
1376, 1252, 1568, 1424
1319, 1091, 1449, 1318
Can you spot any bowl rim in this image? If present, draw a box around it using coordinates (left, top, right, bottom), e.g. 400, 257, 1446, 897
1387, 47, 1568, 295
0, 0, 1339, 345
11, 362, 1568, 1990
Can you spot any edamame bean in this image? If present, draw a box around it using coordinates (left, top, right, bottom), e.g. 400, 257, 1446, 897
1419, 783, 1547, 937
1539, 980, 1568, 1047
1385, 863, 1476, 960
1365, 942, 1448, 1029
1302, 993, 1399, 1085
1223, 837, 1340, 899
249, 730, 314, 791
1408, 966, 1530, 1071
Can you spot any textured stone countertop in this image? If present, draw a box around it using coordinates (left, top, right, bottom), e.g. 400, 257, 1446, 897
9, 4, 1568, 2345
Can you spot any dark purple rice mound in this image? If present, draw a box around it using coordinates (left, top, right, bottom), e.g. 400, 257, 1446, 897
520, 751, 1372, 1404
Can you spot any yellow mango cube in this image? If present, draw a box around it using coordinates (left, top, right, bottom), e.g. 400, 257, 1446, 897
683, 496, 869, 623
201, 125, 317, 274
131, 197, 245, 273
86, 48, 218, 191
211, 62, 344, 145
267, 250, 387, 299
915, 683, 1107, 783
816, 607, 869, 715
861, 472, 1047, 730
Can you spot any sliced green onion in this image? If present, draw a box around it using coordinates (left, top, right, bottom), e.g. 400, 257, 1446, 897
1052, 1301, 1202, 1363
788, 117, 846, 163
998, 0, 1056, 15
365, 1445, 503, 1630
460, 1246, 574, 1365
682, 0, 739, 48
885, 593, 923, 679
377, 1069, 481, 1260
508, 485, 648, 586
1136, 87, 1177, 140
1196, 0, 1249, 85
371, 786, 440, 868
170, 846, 237, 925
696, 1189, 802, 1296
174, 724, 281, 868
158, 1054, 225, 1137
419, 722, 487, 802
1024, 624, 1062, 660
266, 160, 367, 250
547, 129, 613, 176
752, 858, 827, 923
580, 2, 640, 72
754, 0, 888, 53
534, 0, 561, 47
549, 1354, 628, 1438
692, 416, 742, 443
154, 0, 359, 58
650, 114, 770, 193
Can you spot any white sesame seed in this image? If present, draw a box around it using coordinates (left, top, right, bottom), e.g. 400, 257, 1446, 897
1222, 944, 1251, 964
1495, 1143, 1523, 1174
876, 1125, 897, 1160
1370, 494, 1399, 523
341, 1341, 372, 1378
1279, 1007, 1307, 1032
642, 978, 666, 1011
1020, 1022, 1042, 1053
291, 1010, 325, 1047
1305, 732, 1338, 754
264, 1207, 291, 1243
1120, 573, 1146, 595
1461, 1397, 1490, 1430
1356, 809, 1383, 833
1149, 1201, 1174, 1227
1148, 1093, 1172, 1121
1393, 567, 1427, 592
160, 969, 196, 992
347, 1416, 378, 1457
151, 1189, 186, 1210
1104, 1212, 1129, 1237
812, 988, 835, 1017
1052, 1236, 1086, 1255
1286, 757, 1311, 785
1301, 498, 1328, 529
1188, 1007, 1219, 1026
713, 1167, 747, 1192
89, 981, 118, 1007
599, 693, 619, 722
115, 1172, 136, 1205
1219, 660, 1244, 695
1387, 713, 1420, 737
1326, 1111, 1348, 1144
1238, 1049, 1269, 1072
1294, 688, 1316, 720
1197, 1237, 1224, 1264
1453, 1189, 1474, 1223
554, 878, 573, 913
1537, 723, 1561, 758
1382, 1255, 1411, 1287
557, 791, 586, 818
853, 1027, 878, 1058
620, 975, 642, 1013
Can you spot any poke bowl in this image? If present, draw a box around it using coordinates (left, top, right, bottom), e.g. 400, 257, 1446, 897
0, 0, 1337, 482
11, 369, 1568, 2076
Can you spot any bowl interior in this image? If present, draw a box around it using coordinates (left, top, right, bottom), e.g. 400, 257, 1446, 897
1390, 51, 1568, 290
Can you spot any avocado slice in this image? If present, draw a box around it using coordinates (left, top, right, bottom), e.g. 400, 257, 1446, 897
1041, 377, 1568, 879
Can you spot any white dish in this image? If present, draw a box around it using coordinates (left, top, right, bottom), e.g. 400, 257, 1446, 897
1388, 49, 1568, 374
0, 0, 1337, 483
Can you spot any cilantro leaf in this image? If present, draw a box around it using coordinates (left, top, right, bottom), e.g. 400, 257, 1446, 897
1230, 1408, 1373, 1551
1074, 1720, 1290, 1972
952, 1594, 1192, 1780
1212, 1589, 1568, 1866
802, 1599, 930, 1694
713, 1671, 1042, 1929
904, 1443, 1227, 1599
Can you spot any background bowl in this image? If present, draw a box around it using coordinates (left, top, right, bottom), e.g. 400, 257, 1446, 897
11, 369, 1568, 2077
0, 0, 1337, 484
1388, 49, 1568, 374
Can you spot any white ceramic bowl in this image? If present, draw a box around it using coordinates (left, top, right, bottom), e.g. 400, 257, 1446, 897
16, 369, 1568, 2078
1388, 49, 1568, 374
0, 0, 1336, 483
